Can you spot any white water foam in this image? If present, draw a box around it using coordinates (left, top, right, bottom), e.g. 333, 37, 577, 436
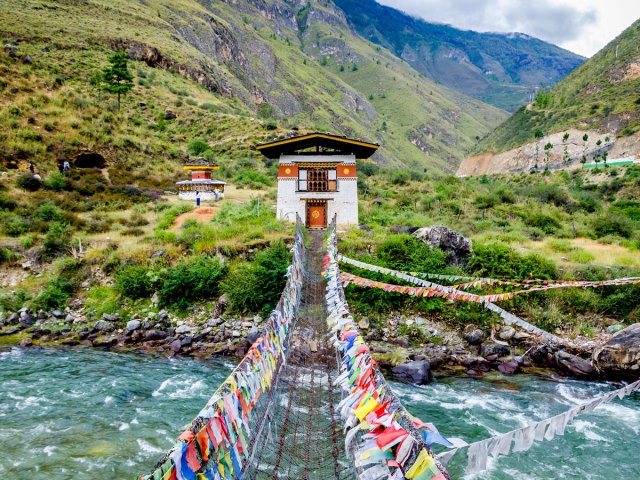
152, 376, 208, 399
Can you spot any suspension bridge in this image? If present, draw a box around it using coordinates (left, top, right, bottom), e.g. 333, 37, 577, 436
138, 217, 639, 480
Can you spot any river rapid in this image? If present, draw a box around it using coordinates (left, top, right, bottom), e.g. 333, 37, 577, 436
0, 348, 638, 479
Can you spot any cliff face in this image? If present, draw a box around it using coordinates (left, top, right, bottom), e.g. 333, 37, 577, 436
0, 0, 506, 172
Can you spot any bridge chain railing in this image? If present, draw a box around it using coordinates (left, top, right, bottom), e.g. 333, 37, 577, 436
139, 220, 306, 480
324, 217, 451, 480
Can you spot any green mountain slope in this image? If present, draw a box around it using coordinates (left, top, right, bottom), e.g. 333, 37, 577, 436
476, 18, 640, 155
334, 0, 584, 112
0, 0, 506, 174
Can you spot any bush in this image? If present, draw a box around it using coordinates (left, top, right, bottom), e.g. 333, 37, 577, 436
592, 215, 633, 238
159, 256, 227, 310
524, 211, 561, 234
115, 264, 157, 299
222, 241, 291, 314
34, 277, 75, 310
0, 194, 17, 211
17, 174, 41, 191
375, 235, 448, 273
0, 247, 20, 264
467, 242, 557, 279
2, 215, 30, 236
36, 203, 63, 222
44, 172, 68, 191
187, 138, 210, 156
43, 222, 72, 257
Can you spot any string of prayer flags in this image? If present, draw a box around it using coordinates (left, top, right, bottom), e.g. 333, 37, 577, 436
140, 227, 307, 480
435, 378, 640, 475
337, 255, 575, 347
325, 226, 451, 480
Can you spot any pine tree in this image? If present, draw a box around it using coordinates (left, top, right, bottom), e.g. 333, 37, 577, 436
99, 52, 134, 111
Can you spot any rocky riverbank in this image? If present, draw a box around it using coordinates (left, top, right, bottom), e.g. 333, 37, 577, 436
1, 303, 638, 382
0, 296, 263, 359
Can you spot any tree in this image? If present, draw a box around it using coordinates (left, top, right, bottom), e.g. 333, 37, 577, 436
98, 51, 134, 111
582, 133, 589, 164
543, 142, 553, 170
602, 151, 609, 167
562, 132, 570, 165
534, 129, 544, 170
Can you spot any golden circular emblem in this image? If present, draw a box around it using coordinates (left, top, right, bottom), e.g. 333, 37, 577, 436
284, 167, 291, 174
312, 210, 320, 219
343, 167, 350, 174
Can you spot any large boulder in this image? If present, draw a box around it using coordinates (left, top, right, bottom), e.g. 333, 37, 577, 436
392, 360, 431, 384
413, 225, 472, 264
593, 323, 640, 377
554, 350, 594, 378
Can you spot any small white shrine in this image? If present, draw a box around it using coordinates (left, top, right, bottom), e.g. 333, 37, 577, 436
256, 133, 379, 228
176, 158, 226, 201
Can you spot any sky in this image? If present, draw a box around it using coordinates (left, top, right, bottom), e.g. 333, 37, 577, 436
378, 0, 640, 57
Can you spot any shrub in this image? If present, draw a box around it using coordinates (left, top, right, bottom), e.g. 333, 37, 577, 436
187, 138, 210, 156
43, 222, 72, 257
159, 256, 226, 310
17, 174, 41, 191
375, 235, 448, 273
234, 170, 273, 188
467, 242, 557, 279
115, 264, 157, 299
34, 277, 75, 310
524, 211, 561, 234
222, 241, 290, 314
0, 247, 20, 264
0, 195, 17, 211
591, 215, 633, 238
44, 172, 68, 191
2, 215, 30, 236
547, 239, 572, 253
36, 203, 63, 222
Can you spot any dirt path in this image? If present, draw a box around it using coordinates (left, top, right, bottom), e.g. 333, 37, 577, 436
172, 207, 218, 230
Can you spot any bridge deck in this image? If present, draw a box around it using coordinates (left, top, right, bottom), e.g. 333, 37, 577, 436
243, 231, 354, 479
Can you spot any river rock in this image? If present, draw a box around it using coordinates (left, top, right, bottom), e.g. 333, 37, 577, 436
102, 313, 120, 322
606, 324, 625, 334
358, 317, 370, 330
498, 326, 516, 341
20, 338, 33, 347
513, 331, 531, 341
413, 225, 472, 264
246, 327, 261, 345
169, 339, 182, 352
181, 336, 193, 347
93, 320, 115, 333
52, 309, 66, 319
554, 350, 594, 377
392, 360, 431, 384
464, 329, 484, 345
175, 324, 191, 335
593, 323, 640, 376
498, 359, 520, 375
144, 329, 167, 341
20, 314, 35, 327
207, 317, 223, 327
126, 320, 141, 334
6, 312, 19, 325
480, 342, 510, 360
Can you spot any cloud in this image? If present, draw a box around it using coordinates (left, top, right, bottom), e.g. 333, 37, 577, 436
378, 0, 597, 50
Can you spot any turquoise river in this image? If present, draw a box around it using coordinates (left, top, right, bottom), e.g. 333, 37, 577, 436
0, 348, 638, 479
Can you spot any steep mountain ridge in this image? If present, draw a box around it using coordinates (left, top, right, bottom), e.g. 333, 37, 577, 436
334, 0, 584, 112
471, 17, 640, 167
0, 0, 506, 173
